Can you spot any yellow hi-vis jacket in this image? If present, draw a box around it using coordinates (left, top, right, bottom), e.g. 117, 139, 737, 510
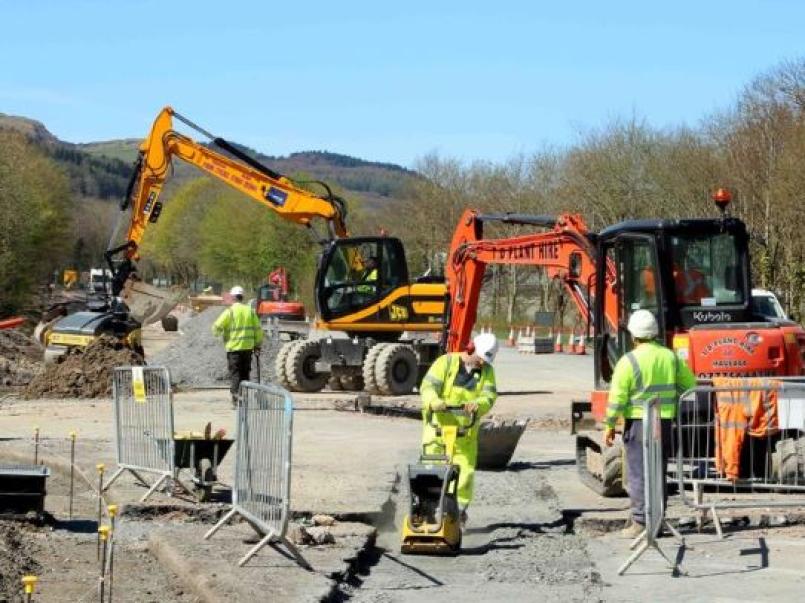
605, 340, 696, 428
356, 267, 378, 294
211, 302, 264, 352
419, 352, 497, 507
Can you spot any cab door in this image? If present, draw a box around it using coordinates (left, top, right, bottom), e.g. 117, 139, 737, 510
595, 233, 665, 387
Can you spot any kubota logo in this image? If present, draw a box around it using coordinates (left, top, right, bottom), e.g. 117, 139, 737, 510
693, 311, 733, 323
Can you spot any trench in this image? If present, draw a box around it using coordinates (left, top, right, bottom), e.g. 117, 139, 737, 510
325, 463, 603, 602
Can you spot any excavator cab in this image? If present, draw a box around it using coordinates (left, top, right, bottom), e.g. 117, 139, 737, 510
315, 235, 444, 337
593, 218, 752, 386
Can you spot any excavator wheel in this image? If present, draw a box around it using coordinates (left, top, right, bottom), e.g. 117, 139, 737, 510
285, 340, 328, 392
340, 374, 365, 391
362, 343, 386, 395
374, 343, 418, 396
274, 340, 298, 389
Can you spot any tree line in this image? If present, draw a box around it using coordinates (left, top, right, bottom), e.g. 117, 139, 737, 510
1, 58, 803, 322
376, 58, 805, 323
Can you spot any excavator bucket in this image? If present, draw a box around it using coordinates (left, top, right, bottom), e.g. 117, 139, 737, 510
122, 280, 182, 325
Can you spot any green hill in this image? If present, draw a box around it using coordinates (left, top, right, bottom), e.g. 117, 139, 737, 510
0, 112, 418, 212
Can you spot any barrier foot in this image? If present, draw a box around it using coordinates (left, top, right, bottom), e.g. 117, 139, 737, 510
140, 474, 168, 502
711, 506, 724, 539
618, 535, 681, 576
628, 528, 647, 551
237, 535, 311, 571
664, 520, 685, 546
101, 467, 126, 492
204, 507, 237, 540
618, 539, 648, 575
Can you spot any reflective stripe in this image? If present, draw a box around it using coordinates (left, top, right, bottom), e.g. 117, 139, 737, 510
483, 384, 496, 393
625, 352, 643, 392
424, 375, 444, 387
719, 421, 748, 429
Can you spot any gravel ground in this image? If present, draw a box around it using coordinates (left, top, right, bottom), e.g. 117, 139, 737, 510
338, 462, 603, 602
150, 307, 283, 388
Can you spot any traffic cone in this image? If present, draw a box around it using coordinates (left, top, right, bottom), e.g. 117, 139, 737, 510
568, 328, 577, 354
507, 326, 516, 347
554, 330, 563, 353
576, 333, 587, 355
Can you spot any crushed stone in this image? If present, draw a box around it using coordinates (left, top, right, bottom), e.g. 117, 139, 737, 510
150, 306, 282, 388
23, 334, 144, 399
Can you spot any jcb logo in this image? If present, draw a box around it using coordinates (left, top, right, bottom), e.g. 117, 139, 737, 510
389, 304, 409, 321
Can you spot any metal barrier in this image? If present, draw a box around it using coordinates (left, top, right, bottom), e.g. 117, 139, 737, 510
104, 366, 189, 501
618, 398, 684, 575
675, 378, 805, 537
205, 381, 308, 568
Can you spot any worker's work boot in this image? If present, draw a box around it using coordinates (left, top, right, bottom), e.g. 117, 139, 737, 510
460, 509, 468, 527
620, 520, 645, 539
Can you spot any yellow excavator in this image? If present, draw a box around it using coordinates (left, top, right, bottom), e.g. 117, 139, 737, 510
42, 107, 445, 393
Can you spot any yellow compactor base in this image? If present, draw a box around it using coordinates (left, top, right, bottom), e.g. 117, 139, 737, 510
400, 514, 461, 555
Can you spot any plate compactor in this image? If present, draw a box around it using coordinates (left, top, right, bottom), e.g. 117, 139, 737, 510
401, 408, 477, 555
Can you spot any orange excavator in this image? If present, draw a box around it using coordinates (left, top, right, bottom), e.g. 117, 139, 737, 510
443, 191, 805, 495
255, 267, 306, 322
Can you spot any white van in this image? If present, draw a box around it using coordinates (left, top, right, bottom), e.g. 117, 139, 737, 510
752, 288, 787, 320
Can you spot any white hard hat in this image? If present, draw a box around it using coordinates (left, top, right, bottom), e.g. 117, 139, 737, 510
472, 332, 499, 364
230, 285, 245, 296
627, 310, 659, 339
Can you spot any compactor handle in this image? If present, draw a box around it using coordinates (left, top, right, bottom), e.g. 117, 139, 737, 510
425, 407, 478, 436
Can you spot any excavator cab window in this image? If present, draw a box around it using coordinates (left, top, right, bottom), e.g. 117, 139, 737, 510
317, 237, 409, 321
669, 233, 743, 307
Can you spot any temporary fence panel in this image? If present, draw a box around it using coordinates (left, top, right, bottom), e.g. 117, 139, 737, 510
675, 378, 805, 537
204, 380, 308, 568
104, 366, 188, 501
618, 398, 684, 575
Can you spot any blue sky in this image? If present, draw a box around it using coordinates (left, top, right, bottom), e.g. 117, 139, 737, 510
1, 0, 803, 167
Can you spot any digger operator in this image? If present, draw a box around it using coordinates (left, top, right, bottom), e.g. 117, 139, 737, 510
603, 310, 696, 538
419, 332, 499, 525
212, 285, 263, 407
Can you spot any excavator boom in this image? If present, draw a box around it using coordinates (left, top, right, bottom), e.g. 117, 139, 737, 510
443, 209, 615, 352
107, 106, 349, 321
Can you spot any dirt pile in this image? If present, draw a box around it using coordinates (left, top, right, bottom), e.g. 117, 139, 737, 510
0, 330, 43, 387
151, 306, 282, 388
0, 521, 41, 602
24, 335, 144, 399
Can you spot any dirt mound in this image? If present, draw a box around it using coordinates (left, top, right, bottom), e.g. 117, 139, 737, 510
24, 335, 144, 399
0, 330, 43, 387
0, 521, 41, 602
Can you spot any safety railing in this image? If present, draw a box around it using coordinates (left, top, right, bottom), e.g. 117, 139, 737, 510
104, 366, 189, 501
675, 377, 805, 537
618, 398, 684, 575
204, 380, 308, 568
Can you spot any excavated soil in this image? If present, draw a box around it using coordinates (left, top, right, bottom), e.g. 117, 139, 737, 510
0, 521, 41, 602
23, 335, 144, 399
0, 330, 43, 387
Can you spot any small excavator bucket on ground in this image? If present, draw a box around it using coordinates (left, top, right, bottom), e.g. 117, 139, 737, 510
122, 280, 182, 325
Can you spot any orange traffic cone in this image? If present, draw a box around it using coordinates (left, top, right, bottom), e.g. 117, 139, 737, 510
554, 330, 563, 353
507, 326, 516, 347
576, 333, 587, 355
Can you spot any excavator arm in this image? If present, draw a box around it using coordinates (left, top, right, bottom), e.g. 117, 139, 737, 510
108, 106, 348, 296
442, 209, 617, 352
102, 107, 350, 323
